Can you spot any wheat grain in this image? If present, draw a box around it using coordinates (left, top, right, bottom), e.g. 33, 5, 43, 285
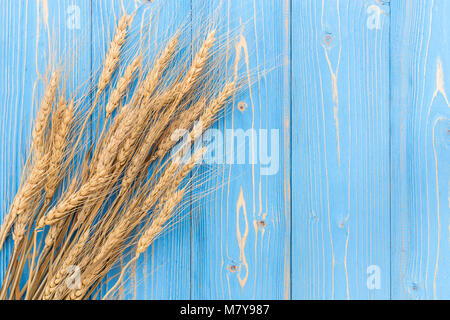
112, 37, 180, 172
138, 36, 178, 102
96, 14, 132, 96
94, 158, 181, 265
189, 81, 235, 141
105, 56, 142, 117
153, 97, 206, 160
38, 105, 137, 228
76, 150, 204, 298
175, 30, 216, 99
45, 100, 74, 203
117, 33, 216, 194
70, 151, 200, 300
0, 154, 49, 249
96, 105, 135, 173
37, 174, 109, 228
32, 72, 59, 158
136, 149, 205, 255
136, 190, 184, 254
42, 230, 90, 300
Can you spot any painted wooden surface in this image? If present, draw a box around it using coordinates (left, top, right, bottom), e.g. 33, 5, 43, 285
0, 0, 449, 300
292, 0, 391, 300
190, 0, 291, 300
391, 0, 450, 300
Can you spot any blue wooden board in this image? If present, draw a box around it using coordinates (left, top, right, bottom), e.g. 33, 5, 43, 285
291, 0, 391, 299
190, 0, 291, 300
391, 0, 450, 300
0, 0, 448, 300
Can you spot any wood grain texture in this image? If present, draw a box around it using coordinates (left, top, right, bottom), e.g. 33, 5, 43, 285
190, 0, 291, 299
291, 0, 390, 299
0, 0, 449, 300
391, 0, 450, 300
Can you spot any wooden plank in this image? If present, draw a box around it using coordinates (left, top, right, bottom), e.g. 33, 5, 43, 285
0, 0, 91, 283
190, 0, 291, 299
91, 0, 192, 299
291, 0, 390, 299
391, 0, 450, 300
139, 0, 192, 300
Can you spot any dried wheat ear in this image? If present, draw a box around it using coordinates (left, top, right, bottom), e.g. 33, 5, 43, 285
0, 12, 241, 301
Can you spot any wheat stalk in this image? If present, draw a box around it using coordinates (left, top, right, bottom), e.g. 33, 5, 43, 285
175, 30, 216, 100
137, 149, 204, 252
0, 72, 60, 248
138, 35, 178, 102
119, 32, 216, 195
105, 55, 142, 117
0, 154, 49, 249
45, 99, 74, 203
38, 104, 138, 228
137, 190, 185, 255
112, 37, 179, 174
153, 97, 206, 160
96, 14, 132, 97
42, 230, 90, 300
32, 71, 59, 159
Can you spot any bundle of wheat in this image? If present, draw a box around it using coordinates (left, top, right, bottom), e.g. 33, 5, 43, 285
0, 10, 240, 300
